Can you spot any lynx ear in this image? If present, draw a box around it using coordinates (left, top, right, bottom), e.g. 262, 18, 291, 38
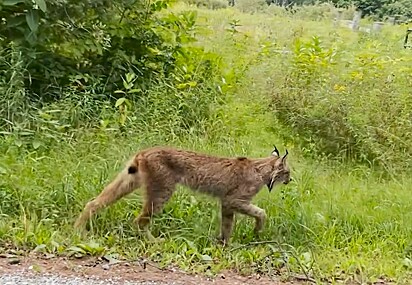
271, 145, 280, 157
281, 149, 289, 162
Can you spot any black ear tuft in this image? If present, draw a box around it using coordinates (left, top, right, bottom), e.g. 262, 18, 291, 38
271, 145, 280, 157
281, 149, 289, 162
128, 166, 137, 174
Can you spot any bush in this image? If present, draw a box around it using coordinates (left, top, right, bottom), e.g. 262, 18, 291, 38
234, 0, 269, 14
1, 0, 173, 96
381, 0, 412, 20
242, 2, 355, 22
183, 0, 227, 10
292, 2, 340, 21
0, 0, 228, 143
269, 36, 412, 171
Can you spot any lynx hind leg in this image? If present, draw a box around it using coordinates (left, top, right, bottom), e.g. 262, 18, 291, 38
134, 183, 175, 243
219, 204, 235, 246
74, 167, 140, 231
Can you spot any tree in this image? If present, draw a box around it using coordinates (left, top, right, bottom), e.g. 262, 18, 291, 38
0, 0, 189, 100
381, 0, 412, 19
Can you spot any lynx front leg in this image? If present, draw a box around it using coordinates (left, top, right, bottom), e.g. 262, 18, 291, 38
134, 184, 174, 243
134, 203, 161, 243
219, 204, 235, 246
232, 202, 267, 235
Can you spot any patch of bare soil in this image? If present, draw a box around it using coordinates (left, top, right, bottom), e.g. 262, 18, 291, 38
0, 254, 305, 285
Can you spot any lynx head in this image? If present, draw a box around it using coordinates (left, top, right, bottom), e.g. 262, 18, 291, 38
267, 146, 291, 192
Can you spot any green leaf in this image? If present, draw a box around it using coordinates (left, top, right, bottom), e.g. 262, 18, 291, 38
0, 166, 6, 174
39, 112, 53, 120
34, 0, 47, 12
7, 15, 26, 28
33, 244, 47, 252
177, 83, 188, 89
128, 88, 141, 94
115, 97, 126, 107
32, 140, 41, 149
201, 254, 212, 262
3, 0, 25, 5
66, 246, 86, 255
403, 257, 412, 268
25, 31, 38, 45
125, 72, 136, 83
19, 131, 33, 136
26, 9, 39, 32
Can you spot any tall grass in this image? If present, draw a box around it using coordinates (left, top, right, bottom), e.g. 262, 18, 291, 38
0, 44, 29, 134
1, 2, 412, 284
192, 2, 412, 170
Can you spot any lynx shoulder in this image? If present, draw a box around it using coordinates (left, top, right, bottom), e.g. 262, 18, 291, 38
74, 145, 291, 245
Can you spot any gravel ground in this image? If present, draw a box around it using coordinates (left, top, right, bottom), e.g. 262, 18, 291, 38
0, 256, 294, 285
0, 273, 176, 285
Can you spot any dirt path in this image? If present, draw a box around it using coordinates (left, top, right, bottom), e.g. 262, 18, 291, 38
0, 255, 300, 285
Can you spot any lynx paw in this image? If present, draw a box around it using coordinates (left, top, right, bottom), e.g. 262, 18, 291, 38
138, 228, 164, 243
147, 236, 165, 243
217, 236, 230, 247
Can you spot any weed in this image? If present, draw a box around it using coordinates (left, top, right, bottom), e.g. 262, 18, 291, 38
1, 2, 412, 284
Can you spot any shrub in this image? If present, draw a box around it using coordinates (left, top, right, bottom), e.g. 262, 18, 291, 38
0, 0, 228, 143
235, 0, 269, 14
183, 0, 227, 10
269, 36, 412, 171
381, 0, 412, 20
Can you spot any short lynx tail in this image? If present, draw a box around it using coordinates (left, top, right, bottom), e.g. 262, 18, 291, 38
74, 156, 141, 230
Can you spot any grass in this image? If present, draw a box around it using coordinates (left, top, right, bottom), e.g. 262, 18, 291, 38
2, 121, 412, 283
1, 2, 412, 284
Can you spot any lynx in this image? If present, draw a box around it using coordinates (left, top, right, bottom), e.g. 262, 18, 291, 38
74, 146, 291, 245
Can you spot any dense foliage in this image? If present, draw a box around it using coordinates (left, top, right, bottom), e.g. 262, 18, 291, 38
269, 36, 412, 171
0, 0, 228, 142
261, 0, 412, 19
1, 0, 175, 96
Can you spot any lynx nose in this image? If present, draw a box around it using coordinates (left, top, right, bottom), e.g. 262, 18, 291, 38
283, 177, 292, 185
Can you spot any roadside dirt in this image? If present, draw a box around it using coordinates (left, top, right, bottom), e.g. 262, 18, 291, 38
0, 254, 303, 285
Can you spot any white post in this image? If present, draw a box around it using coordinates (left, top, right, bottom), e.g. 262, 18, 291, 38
352, 10, 362, 31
